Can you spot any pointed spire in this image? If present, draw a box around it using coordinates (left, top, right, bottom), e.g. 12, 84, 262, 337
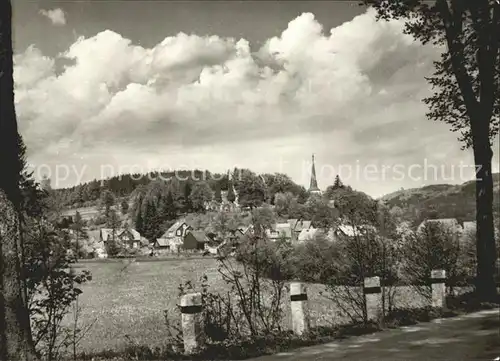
308, 154, 321, 193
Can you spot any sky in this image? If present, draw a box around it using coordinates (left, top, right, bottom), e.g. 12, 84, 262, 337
12, 0, 499, 198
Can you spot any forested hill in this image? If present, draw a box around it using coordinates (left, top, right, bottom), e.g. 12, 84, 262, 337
51, 169, 308, 210
381, 173, 500, 224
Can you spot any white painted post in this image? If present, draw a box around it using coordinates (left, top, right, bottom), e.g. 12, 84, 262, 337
290, 282, 309, 336
364, 276, 383, 322
431, 269, 447, 308
180, 292, 204, 354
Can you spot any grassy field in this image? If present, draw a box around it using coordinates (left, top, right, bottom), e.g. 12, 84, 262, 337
70, 258, 429, 354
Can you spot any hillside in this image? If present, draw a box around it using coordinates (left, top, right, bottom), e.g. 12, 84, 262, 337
381, 173, 500, 224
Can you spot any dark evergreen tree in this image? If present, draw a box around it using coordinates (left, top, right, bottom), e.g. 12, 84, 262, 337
214, 182, 222, 203
121, 198, 129, 215
227, 182, 236, 203
333, 175, 344, 190
183, 181, 193, 213
163, 190, 177, 221
135, 205, 144, 235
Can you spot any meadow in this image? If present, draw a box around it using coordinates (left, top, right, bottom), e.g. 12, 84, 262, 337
71, 258, 429, 353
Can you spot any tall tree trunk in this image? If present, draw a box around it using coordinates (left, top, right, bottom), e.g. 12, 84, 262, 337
0, 192, 38, 360
0, 0, 39, 359
473, 140, 497, 302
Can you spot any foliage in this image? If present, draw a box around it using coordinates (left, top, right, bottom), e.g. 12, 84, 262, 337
105, 209, 123, 257
233, 169, 266, 209
226, 183, 236, 203
273, 192, 298, 217
214, 182, 223, 203
189, 181, 214, 212
23, 219, 92, 360
365, 0, 499, 301
120, 199, 129, 215
401, 221, 463, 299
251, 205, 277, 235
290, 234, 344, 283
99, 190, 115, 220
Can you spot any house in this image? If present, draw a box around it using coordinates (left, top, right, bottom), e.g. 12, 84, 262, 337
266, 223, 293, 242
183, 231, 210, 251
100, 228, 143, 249
297, 227, 319, 243
155, 220, 193, 252
462, 221, 476, 233
417, 218, 462, 234
294, 219, 312, 233
238, 225, 254, 236
460, 221, 476, 244
153, 238, 171, 252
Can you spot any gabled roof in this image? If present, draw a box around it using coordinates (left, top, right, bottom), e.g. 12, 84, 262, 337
336, 224, 375, 237
238, 225, 254, 235
160, 220, 191, 239
155, 238, 171, 247
298, 228, 318, 242
287, 219, 298, 229
100, 228, 142, 241
294, 220, 312, 232
86, 230, 100, 242
462, 221, 476, 233
188, 231, 210, 243
417, 218, 461, 232
266, 223, 292, 239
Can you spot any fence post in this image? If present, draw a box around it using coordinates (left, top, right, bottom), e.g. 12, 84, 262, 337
364, 276, 382, 322
180, 292, 204, 355
290, 282, 309, 336
431, 269, 446, 308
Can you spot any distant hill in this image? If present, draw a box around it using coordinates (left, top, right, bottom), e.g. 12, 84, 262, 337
381, 173, 500, 224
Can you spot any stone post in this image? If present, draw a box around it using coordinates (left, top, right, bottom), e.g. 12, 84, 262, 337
290, 282, 309, 336
431, 269, 446, 308
364, 276, 382, 322
180, 292, 204, 354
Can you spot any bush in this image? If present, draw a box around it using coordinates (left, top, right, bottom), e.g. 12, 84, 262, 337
401, 221, 463, 299
24, 219, 92, 360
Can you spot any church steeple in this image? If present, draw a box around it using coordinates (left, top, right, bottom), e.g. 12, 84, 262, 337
308, 154, 321, 194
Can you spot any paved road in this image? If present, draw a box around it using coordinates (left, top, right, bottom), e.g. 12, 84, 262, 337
249, 309, 500, 361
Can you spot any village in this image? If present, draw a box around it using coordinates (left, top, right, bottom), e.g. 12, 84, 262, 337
60, 155, 481, 260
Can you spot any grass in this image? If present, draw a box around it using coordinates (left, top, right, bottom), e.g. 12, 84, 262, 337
70, 258, 433, 354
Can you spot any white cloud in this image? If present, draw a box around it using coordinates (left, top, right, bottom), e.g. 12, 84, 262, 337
39, 8, 66, 26
16, 8, 497, 195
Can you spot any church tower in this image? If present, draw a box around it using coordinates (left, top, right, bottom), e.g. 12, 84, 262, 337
308, 154, 322, 195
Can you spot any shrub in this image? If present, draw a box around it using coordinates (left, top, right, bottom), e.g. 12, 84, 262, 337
24, 219, 92, 360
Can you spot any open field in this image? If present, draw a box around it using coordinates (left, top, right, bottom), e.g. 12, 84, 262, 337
71, 259, 430, 353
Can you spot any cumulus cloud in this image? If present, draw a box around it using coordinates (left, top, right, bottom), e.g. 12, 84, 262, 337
16, 8, 495, 195
39, 8, 66, 26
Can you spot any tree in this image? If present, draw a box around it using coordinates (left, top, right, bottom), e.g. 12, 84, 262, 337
120, 199, 129, 215
366, 0, 499, 300
252, 206, 276, 235
183, 181, 193, 213
214, 182, 223, 203
162, 190, 178, 221
274, 192, 297, 217
99, 189, 115, 220
333, 175, 344, 190
71, 211, 86, 258
105, 209, 121, 257
234, 170, 266, 210
0, 0, 39, 358
189, 181, 214, 212
226, 183, 236, 203
135, 205, 144, 235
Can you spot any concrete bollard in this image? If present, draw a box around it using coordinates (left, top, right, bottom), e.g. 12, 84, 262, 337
364, 276, 383, 322
290, 282, 309, 336
431, 270, 447, 308
180, 292, 204, 354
